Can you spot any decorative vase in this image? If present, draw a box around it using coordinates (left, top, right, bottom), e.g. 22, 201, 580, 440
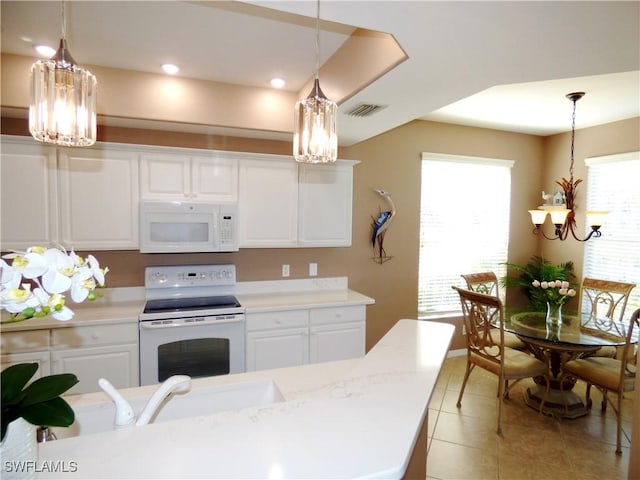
545, 302, 563, 340
0, 418, 38, 480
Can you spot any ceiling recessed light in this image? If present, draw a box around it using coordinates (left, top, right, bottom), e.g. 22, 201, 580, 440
34, 45, 56, 58
162, 64, 180, 75
270, 78, 285, 89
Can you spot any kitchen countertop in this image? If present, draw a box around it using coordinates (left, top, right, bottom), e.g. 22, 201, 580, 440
37, 319, 453, 479
0, 278, 375, 332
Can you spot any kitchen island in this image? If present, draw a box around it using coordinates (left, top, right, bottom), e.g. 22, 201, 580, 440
37, 319, 453, 479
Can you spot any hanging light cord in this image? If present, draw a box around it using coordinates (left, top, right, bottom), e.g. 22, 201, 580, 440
569, 96, 577, 183
61, 1, 67, 41
314, 0, 320, 81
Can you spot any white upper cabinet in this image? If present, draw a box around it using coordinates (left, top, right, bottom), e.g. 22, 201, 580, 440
140, 150, 238, 202
58, 146, 139, 250
238, 155, 358, 248
298, 162, 354, 247
239, 156, 298, 247
0, 137, 59, 250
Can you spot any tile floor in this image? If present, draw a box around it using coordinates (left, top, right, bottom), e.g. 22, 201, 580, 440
426, 354, 634, 480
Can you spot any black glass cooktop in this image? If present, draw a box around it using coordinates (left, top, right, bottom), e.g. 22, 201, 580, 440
143, 295, 241, 314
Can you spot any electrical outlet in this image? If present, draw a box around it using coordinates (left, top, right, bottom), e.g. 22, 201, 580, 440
462, 325, 467, 335
309, 262, 318, 277
282, 264, 290, 277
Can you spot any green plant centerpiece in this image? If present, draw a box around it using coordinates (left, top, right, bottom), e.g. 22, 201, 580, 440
501, 255, 577, 312
0, 246, 108, 442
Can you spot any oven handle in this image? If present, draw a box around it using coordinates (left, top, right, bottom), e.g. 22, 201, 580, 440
139, 316, 245, 329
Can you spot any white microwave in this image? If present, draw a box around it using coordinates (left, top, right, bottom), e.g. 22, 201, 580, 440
139, 201, 239, 253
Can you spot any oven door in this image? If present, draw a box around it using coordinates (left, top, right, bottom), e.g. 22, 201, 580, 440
139, 315, 245, 386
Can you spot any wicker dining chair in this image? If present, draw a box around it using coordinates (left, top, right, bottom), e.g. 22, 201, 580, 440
461, 272, 527, 351
452, 286, 548, 434
562, 307, 639, 455
579, 278, 636, 358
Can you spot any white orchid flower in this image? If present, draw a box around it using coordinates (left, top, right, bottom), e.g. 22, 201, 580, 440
1, 284, 38, 314
16, 252, 49, 280
70, 267, 95, 302
51, 305, 74, 321
32, 288, 73, 321
87, 255, 108, 286
0, 259, 21, 289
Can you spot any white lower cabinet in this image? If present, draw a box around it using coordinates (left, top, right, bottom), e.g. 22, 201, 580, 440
51, 344, 138, 395
0, 322, 139, 395
0, 330, 52, 378
245, 310, 309, 371
245, 306, 366, 372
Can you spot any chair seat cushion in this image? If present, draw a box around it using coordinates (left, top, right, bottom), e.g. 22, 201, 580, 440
489, 329, 527, 350
470, 347, 546, 379
563, 357, 634, 392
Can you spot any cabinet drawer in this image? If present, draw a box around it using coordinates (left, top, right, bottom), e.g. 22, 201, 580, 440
309, 306, 364, 326
51, 323, 138, 349
246, 310, 309, 331
1, 330, 50, 353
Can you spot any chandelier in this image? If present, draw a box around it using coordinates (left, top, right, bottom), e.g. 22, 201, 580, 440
293, 0, 338, 163
29, 1, 97, 147
528, 92, 607, 242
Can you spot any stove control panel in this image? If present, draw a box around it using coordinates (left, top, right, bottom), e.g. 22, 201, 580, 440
145, 264, 236, 288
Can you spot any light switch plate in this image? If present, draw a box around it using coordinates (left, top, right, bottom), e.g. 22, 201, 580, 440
309, 263, 318, 277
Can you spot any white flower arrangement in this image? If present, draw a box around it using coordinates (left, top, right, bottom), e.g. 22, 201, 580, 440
531, 279, 576, 307
0, 246, 108, 323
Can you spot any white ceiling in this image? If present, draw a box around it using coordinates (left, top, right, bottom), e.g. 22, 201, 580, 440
1, 1, 639, 145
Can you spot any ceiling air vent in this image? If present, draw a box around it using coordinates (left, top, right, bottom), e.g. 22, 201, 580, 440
346, 103, 386, 117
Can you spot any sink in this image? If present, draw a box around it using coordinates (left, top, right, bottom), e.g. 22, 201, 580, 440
54, 378, 284, 439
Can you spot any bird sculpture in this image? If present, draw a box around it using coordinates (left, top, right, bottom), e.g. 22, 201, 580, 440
371, 188, 396, 263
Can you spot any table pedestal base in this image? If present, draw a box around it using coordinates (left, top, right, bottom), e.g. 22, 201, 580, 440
524, 385, 587, 419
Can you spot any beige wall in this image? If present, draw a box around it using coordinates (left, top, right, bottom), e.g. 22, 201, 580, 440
2, 116, 638, 351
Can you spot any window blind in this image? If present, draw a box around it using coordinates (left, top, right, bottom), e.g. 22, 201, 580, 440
583, 152, 640, 316
418, 153, 513, 315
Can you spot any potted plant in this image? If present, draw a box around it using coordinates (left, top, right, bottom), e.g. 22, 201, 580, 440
0, 246, 108, 464
1, 363, 78, 441
501, 255, 577, 311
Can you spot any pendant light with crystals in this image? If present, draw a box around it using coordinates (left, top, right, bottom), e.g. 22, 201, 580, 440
29, 1, 97, 147
293, 0, 337, 163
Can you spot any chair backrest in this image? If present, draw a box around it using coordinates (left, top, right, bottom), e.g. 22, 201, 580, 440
619, 308, 639, 390
580, 277, 636, 322
452, 286, 504, 364
461, 272, 499, 297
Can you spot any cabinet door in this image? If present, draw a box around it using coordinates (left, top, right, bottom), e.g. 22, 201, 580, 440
58, 147, 139, 250
139, 153, 190, 200
239, 159, 298, 247
1, 351, 51, 378
191, 155, 238, 202
309, 321, 365, 363
246, 328, 309, 371
298, 162, 354, 247
0, 137, 59, 249
51, 343, 138, 394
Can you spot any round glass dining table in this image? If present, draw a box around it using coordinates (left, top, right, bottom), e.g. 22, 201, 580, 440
503, 311, 635, 419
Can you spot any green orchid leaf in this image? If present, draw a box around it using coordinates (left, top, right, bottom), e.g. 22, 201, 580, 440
1, 363, 38, 405
21, 374, 79, 407
20, 397, 75, 428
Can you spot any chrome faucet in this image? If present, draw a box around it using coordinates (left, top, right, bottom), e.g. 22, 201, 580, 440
99, 375, 192, 428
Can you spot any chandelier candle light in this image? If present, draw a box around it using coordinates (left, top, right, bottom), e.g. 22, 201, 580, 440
528, 92, 607, 241
29, 1, 97, 147
293, 0, 338, 163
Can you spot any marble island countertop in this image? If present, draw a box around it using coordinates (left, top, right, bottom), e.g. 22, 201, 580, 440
37, 319, 454, 479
